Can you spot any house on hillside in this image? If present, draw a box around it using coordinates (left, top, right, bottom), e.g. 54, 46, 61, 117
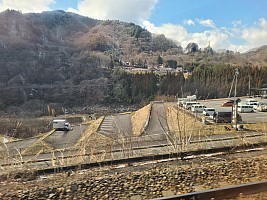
250, 87, 267, 98
131, 68, 149, 73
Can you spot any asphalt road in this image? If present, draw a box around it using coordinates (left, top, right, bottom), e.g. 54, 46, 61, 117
0, 138, 39, 156
0, 124, 88, 157
44, 124, 88, 149
144, 102, 169, 135
198, 97, 267, 123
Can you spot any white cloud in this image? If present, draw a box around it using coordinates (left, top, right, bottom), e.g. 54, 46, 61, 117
184, 19, 195, 26
67, 7, 79, 14
0, 0, 55, 13
143, 20, 229, 51
143, 18, 267, 53
68, 0, 157, 24
197, 19, 216, 28
241, 18, 267, 48
232, 20, 242, 26
143, 21, 188, 42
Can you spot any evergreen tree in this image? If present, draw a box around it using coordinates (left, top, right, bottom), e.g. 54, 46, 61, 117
157, 55, 163, 65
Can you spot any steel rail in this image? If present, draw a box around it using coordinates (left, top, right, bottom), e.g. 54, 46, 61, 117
153, 180, 267, 200
1, 131, 263, 158
0, 133, 266, 168
7, 141, 267, 176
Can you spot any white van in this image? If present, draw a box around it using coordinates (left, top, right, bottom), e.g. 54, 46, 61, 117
177, 98, 188, 107
203, 108, 215, 117
237, 105, 254, 113
183, 102, 200, 110
246, 99, 257, 103
246, 99, 258, 107
191, 104, 206, 112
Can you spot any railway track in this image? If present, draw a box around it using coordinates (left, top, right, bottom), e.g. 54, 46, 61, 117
1, 132, 266, 169
1, 132, 267, 199
153, 180, 267, 200
1, 140, 267, 179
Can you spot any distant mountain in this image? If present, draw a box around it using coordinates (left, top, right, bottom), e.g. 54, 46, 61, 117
0, 10, 180, 114
0, 10, 181, 84
0, 10, 266, 115
242, 45, 267, 66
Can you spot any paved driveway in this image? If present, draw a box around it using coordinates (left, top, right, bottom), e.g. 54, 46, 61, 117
144, 103, 169, 135
199, 97, 267, 123
44, 124, 88, 149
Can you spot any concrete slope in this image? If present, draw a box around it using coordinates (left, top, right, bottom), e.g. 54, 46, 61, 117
144, 103, 169, 136
113, 114, 132, 137
98, 116, 117, 138
98, 114, 132, 139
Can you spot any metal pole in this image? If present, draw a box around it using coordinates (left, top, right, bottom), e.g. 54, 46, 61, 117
228, 74, 235, 98
248, 75, 251, 96
234, 68, 239, 97
234, 74, 237, 97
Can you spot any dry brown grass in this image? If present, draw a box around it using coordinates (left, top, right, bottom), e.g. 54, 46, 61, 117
131, 104, 151, 136
244, 123, 267, 133
22, 141, 54, 156
75, 116, 110, 147
73, 116, 113, 164
212, 124, 239, 134
165, 104, 205, 137
165, 103, 247, 136
21, 130, 55, 156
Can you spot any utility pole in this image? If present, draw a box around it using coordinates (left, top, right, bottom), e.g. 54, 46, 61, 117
228, 75, 235, 98
228, 68, 239, 98
232, 98, 241, 130
248, 75, 251, 96
234, 68, 239, 97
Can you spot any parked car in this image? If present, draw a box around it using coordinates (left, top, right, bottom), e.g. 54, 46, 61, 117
203, 108, 215, 117
191, 104, 206, 112
237, 105, 254, 113
177, 98, 188, 107
246, 99, 258, 108
246, 99, 257, 104
183, 101, 200, 110
221, 100, 234, 107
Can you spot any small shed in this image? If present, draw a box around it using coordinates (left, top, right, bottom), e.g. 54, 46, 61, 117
250, 87, 267, 98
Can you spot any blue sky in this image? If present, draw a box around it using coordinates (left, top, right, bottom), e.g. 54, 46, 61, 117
0, 0, 266, 52
150, 0, 266, 27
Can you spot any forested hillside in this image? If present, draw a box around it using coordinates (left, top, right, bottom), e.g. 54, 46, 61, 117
110, 64, 267, 103
0, 10, 266, 116
0, 10, 180, 115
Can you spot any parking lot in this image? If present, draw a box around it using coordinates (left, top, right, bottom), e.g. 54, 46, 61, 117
198, 97, 267, 123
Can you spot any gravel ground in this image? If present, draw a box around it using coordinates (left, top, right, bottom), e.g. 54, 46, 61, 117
1, 149, 267, 200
